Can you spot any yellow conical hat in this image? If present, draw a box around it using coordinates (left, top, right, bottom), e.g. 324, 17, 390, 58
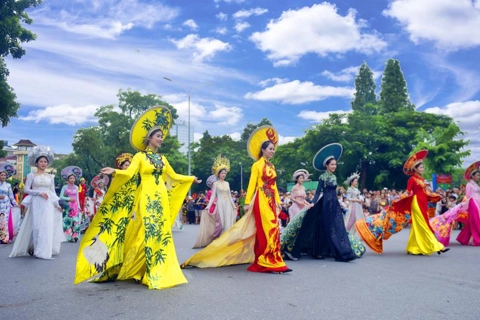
246, 125, 278, 160
130, 106, 172, 151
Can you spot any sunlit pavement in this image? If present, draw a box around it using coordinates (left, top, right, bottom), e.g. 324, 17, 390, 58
1, 225, 478, 320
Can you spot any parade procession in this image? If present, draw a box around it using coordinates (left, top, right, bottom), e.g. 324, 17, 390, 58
1, 1, 479, 319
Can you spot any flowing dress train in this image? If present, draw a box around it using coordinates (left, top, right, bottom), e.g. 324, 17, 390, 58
10, 173, 65, 259
431, 180, 480, 246
74, 151, 194, 289
356, 174, 444, 254
183, 158, 289, 273
282, 172, 361, 261
192, 189, 222, 248
344, 186, 363, 234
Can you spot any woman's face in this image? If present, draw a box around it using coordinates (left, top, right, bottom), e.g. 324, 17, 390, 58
297, 175, 304, 184
98, 182, 105, 189
219, 170, 227, 180
352, 178, 358, 188
0, 172, 6, 182
148, 131, 164, 149
326, 159, 337, 173
121, 161, 131, 170
68, 175, 76, 184
415, 163, 425, 175
262, 143, 275, 160
472, 171, 480, 182
36, 157, 49, 170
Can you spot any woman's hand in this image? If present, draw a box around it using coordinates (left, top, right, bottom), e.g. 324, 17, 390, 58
0, 195, 4, 200
193, 177, 202, 184
244, 204, 251, 211
41, 193, 48, 200
100, 167, 115, 175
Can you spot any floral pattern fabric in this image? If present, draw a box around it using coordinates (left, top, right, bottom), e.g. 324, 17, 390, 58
60, 184, 80, 242
74, 150, 194, 289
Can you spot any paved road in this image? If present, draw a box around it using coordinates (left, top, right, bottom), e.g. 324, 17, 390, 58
1, 225, 478, 320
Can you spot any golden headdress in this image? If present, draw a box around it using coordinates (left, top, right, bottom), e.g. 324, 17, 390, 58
116, 153, 133, 169
211, 154, 230, 176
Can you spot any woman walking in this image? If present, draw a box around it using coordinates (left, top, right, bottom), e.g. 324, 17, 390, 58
75, 106, 201, 289
10, 146, 65, 259
60, 166, 82, 242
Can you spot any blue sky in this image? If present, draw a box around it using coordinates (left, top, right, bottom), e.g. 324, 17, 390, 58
2, 0, 480, 166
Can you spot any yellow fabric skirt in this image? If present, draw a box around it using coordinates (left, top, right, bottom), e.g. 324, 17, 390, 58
406, 195, 444, 255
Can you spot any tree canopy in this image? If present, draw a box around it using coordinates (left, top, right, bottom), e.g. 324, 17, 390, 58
53, 59, 470, 191
52, 90, 185, 183
0, 0, 43, 127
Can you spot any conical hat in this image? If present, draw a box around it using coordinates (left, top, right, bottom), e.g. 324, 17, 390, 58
246, 125, 278, 160
61, 166, 83, 181
464, 161, 480, 181
403, 150, 428, 175
312, 143, 343, 171
130, 106, 172, 151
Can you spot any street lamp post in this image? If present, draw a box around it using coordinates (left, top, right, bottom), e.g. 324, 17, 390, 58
239, 163, 243, 191
163, 77, 213, 182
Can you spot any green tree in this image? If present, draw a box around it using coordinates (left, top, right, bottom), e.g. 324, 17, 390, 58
53, 90, 186, 180
379, 59, 414, 114
0, 58, 20, 127
415, 122, 470, 175
351, 61, 377, 112
191, 131, 252, 193
0, 140, 6, 158
0, 0, 43, 126
240, 118, 273, 143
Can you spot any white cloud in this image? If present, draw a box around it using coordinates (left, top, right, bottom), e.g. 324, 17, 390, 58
424, 100, 480, 165
322, 67, 360, 82
245, 80, 354, 104
216, 12, 228, 21
227, 132, 241, 141
279, 135, 297, 145
322, 65, 382, 83
214, 27, 228, 35
20, 104, 99, 125
250, 3, 386, 66
32, 0, 179, 39
233, 8, 269, 19
426, 54, 480, 102
384, 0, 480, 50
258, 77, 289, 87
297, 110, 350, 123
424, 101, 480, 132
183, 19, 198, 30
4, 28, 253, 128
234, 22, 251, 33
170, 34, 232, 61
194, 132, 203, 143
209, 106, 243, 126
